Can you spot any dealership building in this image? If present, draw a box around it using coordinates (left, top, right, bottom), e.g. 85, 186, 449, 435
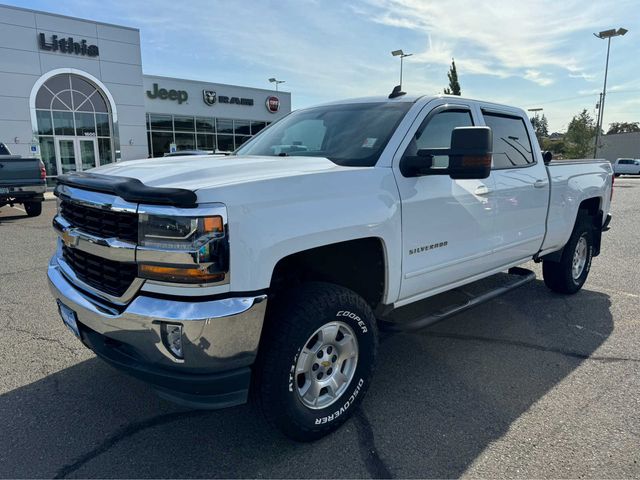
0, 4, 291, 185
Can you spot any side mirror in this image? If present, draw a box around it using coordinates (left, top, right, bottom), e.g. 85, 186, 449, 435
399, 126, 492, 179
542, 151, 552, 165
447, 126, 492, 179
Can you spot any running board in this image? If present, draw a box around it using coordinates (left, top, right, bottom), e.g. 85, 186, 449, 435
378, 267, 536, 333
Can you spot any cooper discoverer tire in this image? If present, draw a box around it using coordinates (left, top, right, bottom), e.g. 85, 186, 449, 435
253, 282, 378, 441
24, 201, 42, 217
542, 214, 594, 294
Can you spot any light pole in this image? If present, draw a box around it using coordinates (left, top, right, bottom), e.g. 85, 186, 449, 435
391, 49, 412, 89
593, 27, 628, 158
268, 77, 285, 92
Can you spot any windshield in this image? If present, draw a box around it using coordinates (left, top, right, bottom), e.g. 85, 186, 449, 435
235, 102, 412, 167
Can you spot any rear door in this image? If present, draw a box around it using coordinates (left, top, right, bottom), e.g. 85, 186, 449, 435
393, 100, 498, 303
480, 109, 548, 265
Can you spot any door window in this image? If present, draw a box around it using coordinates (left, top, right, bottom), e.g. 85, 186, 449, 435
58, 140, 76, 174
483, 113, 535, 169
404, 109, 474, 168
79, 139, 97, 170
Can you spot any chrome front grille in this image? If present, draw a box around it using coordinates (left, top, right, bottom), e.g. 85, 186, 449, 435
60, 199, 138, 242
62, 245, 137, 298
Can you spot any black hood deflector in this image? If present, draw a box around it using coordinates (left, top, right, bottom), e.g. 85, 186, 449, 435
55, 172, 198, 208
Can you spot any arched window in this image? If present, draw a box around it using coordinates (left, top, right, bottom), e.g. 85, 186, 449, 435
35, 74, 114, 182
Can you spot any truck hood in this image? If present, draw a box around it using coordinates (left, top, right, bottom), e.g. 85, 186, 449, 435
92, 155, 354, 191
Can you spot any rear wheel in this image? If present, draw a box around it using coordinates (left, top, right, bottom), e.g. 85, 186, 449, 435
543, 215, 593, 294
24, 201, 42, 217
253, 282, 378, 441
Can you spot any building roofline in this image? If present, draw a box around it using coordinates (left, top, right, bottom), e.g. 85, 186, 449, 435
0, 3, 139, 32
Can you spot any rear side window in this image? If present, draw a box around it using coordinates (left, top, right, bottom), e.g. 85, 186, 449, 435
483, 113, 535, 169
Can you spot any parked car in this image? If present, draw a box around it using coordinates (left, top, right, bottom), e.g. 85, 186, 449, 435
47, 93, 613, 441
613, 157, 640, 176
0, 142, 46, 217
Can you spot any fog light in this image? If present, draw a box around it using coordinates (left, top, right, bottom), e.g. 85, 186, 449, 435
161, 323, 183, 359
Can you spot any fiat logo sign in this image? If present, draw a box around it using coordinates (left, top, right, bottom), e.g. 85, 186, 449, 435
266, 96, 280, 113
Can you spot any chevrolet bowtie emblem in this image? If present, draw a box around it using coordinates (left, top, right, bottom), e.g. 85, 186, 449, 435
61, 230, 78, 247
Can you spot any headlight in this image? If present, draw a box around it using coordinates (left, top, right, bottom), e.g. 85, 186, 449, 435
137, 213, 228, 284
139, 214, 223, 250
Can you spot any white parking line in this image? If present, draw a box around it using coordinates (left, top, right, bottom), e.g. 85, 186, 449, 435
11, 205, 26, 213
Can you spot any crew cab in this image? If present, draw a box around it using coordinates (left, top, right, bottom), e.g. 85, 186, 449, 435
0, 142, 46, 217
47, 93, 613, 441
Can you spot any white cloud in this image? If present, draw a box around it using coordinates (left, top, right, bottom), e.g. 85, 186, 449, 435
358, 0, 633, 86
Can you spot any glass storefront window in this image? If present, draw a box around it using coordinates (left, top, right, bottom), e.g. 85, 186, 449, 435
235, 135, 251, 147
75, 112, 96, 136
39, 136, 57, 186
98, 138, 113, 164
234, 120, 250, 135
174, 132, 195, 150
216, 119, 234, 134
196, 117, 215, 133
251, 121, 267, 135
196, 134, 215, 150
96, 113, 110, 136
217, 134, 234, 152
52, 111, 75, 135
174, 116, 195, 132
149, 114, 173, 131
151, 131, 173, 157
36, 110, 53, 135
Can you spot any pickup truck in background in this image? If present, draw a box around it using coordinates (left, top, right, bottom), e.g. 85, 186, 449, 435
0, 142, 47, 217
613, 157, 640, 176
47, 92, 613, 441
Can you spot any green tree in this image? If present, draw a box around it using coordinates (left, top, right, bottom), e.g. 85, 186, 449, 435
530, 114, 549, 142
443, 58, 461, 96
607, 122, 640, 134
564, 109, 596, 159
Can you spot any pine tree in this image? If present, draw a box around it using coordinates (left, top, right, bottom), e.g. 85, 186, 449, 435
444, 58, 461, 96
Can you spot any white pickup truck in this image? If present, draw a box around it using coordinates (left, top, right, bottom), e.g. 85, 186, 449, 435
48, 92, 613, 441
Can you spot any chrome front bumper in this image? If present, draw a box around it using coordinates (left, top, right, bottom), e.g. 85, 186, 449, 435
48, 254, 267, 375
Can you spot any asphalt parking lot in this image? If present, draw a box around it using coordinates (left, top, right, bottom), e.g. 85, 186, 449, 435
1, 178, 639, 479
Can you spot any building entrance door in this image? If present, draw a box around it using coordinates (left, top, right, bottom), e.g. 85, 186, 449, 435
54, 137, 99, 175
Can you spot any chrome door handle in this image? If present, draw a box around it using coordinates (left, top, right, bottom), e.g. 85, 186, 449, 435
533, 179, 548, 188
474, 184, 491, 196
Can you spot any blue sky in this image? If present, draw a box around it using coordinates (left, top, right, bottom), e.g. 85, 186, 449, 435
9, 0, 639, 132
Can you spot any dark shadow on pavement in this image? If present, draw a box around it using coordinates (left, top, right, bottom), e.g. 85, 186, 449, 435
0, 279, 613, 478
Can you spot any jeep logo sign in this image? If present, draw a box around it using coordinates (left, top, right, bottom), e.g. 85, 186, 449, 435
266, 96, 280, 113
146, 83, 188, 104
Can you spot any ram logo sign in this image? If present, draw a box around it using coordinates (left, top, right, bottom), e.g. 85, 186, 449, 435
203, 90, 217, 106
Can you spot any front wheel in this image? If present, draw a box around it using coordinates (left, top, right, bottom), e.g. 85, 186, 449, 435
543, 215, 594, 294
253, 282, 378, 441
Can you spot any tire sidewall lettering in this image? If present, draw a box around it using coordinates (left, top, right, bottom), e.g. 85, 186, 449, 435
336, 310, 368, 334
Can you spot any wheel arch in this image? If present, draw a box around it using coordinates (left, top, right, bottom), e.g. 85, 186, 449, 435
269, 237, 388, 310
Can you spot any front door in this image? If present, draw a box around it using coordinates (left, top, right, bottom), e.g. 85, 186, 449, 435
393, 101, 499, 304
55, 137, 99, 175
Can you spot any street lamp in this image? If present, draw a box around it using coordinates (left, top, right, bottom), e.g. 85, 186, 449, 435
593, 27, 628, 158
268, 77, 285, 92
391, 49, 412, 89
